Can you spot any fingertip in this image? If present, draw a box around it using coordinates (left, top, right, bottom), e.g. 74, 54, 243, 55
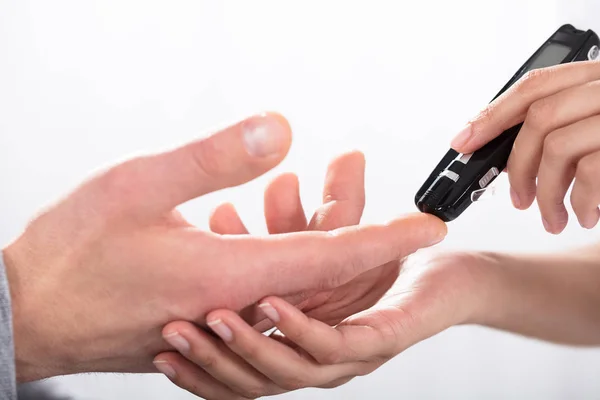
579, 209, 600, 230
153, 357, 178, 380
450, 123, 473, 152
349, 149, 366, 165
507, 171, 537, 211
396, 212, 448, 236
209, 202, 247, 235
154, 351, 178, 365
257, 302, 281, 323
259, 111, 293, 153
162, 321, 194, 338
260, 296, 292, 314
206, 309, 234, 325
517, 191, 536, 210
264, 172, 306, 234
326, 150, 366, 175
210, 202, 236, 221
264, 172, 300, 210
334, 150, 366, 167
260, 296, 303, 323
241, 112, 293, 159
542, 216, 567, 235
262, 111, 292, 134
265, 172, 300, 198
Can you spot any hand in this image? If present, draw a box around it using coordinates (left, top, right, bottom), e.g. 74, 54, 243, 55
154, 250, 491, 399
203, 150, 402, 330
450, 60, 600, 234
4, 112, 447, 382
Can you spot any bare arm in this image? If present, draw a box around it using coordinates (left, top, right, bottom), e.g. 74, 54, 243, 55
479, 242, 600, 345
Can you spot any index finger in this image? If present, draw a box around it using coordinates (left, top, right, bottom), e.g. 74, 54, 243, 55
451, 61, 600, 153
247, 213, 447, 296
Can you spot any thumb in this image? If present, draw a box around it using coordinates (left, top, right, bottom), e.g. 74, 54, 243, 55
119, 112, 292, 215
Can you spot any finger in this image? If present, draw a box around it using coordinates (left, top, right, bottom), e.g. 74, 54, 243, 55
258, 296, 380, 365
209, 203, 249, 235
264, 173, 307, 234
205, 310, 360, 390
153, 354, 246, 400
244, 213, 447, 295
308, 150, 366, 230
451, 61, 600, 153
112, 112, 292, 217
571, 151, 600, 229
537, 115, 600, 233
160, 321, 282, 398
508, 80, 600, 209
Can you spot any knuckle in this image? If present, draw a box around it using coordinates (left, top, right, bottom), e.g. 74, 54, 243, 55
526, 99, 554, 131
519, 68, 551, 92
189, 139, 227, 179
288, 323, 310, 344
279, 375, 309, 391
238, 384, 268, 399
196, 352, 219, 370
318, 347, 344, 365
99, 159, 138, 197
318, 376, 355, 389
354, 361, 380, 377
236, 338, 261, 361
542, 132, 569, 162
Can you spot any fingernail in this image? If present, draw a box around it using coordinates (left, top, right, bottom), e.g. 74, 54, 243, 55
242, 113, 289, 157
163, 332, 190, 354
450, 124, 473, 149
154, 361, 177, 380
207, 319, 233, 342
258, 302, 280, 323
510, 187, 521, 209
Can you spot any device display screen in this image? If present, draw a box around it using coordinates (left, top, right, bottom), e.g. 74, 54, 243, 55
526, 42, 572, 72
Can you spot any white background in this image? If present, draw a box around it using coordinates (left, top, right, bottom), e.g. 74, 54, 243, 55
3, 0, 600, 398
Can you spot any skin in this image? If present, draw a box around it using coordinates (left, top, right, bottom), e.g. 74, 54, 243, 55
158, 241, 600, 399
158, 63, 600, 396
451, 60, 600, 234
4, 112, 446, 383
153, 152, 475, 398
209, 151, 402, 331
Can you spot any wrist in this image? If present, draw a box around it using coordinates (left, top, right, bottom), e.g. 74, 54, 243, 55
3, 240, 65, 382
455, 250, 512, 327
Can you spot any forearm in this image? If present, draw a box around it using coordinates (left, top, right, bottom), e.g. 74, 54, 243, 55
475, 244, 600, 346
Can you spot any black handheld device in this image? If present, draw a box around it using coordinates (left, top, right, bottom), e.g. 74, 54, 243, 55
415, 24, 600, 222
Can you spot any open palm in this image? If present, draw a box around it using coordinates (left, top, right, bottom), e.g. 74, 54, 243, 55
155, 250, 481, 399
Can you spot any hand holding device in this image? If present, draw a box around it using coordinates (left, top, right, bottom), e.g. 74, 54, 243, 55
451, 39, 600, 233
416, 24, 600, 226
